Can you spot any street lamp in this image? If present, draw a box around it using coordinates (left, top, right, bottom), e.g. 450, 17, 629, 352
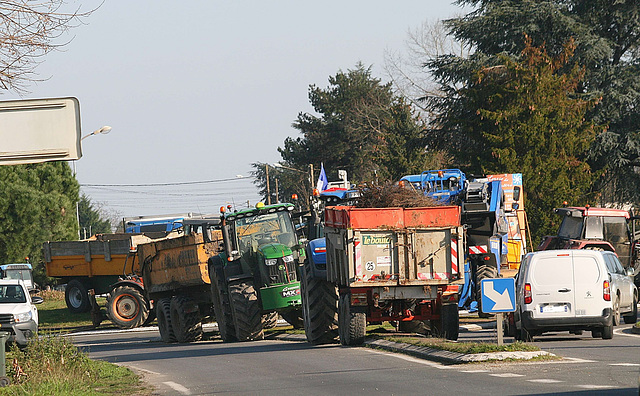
75, 126, 113, 239
81, 125, 112, 141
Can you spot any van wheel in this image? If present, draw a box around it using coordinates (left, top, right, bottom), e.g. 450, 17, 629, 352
520, 325, 533, 342
623, 294, 638, 324
602, 323, 614, 339
591, 329, 603, 338
612, 296, 621, 326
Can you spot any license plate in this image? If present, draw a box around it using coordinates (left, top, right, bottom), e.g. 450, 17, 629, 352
541, 304, 568, 313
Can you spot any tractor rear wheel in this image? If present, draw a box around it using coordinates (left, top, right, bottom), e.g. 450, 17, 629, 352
262, 312, 278, 329
106, 285, 149, 329
209, 263, 236, 342
229, 280, 264, 341
475, 264, 498, 318
338, 293, 366, 346
65, 279, 91, 313
301, 262, 338, 344
170, 295, 203, 343
430, 303, 459, 341
156, 298, 176, 343
281, 309, 304, 329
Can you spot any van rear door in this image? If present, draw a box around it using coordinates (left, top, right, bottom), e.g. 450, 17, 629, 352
572, 251, 606, 317
529, 253, 575, 319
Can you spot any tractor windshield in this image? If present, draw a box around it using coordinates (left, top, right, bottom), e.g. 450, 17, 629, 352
234, 211, 296, 256
558, 216, 583, 239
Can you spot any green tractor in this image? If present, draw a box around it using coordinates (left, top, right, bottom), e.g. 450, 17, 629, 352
210, 202, 305, 341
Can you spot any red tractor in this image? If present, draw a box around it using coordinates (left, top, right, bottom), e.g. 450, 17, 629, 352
538, 206, 639, 284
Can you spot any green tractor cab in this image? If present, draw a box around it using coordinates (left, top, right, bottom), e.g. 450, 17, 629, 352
212, 203, 304, 341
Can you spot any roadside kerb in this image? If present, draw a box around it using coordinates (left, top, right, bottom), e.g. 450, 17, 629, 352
270, 333, 555, 364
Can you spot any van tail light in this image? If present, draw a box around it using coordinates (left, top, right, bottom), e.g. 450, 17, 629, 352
603, 280, 611, 301
524, 283, 532, 304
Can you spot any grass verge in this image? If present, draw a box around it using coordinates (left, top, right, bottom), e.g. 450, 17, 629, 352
377, 336, 540, 354
0, 335, 147, 395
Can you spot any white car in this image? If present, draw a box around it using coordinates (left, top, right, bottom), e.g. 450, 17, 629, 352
0, 279, 43, 346
511, 249, 637, 341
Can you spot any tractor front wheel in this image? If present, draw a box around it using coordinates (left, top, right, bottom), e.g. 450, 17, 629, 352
301, 261, 338, 344
229, 280, 264, 341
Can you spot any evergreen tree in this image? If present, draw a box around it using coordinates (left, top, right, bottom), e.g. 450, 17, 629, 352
78, 193, 112, 238
278, 63, 430, 191
0, 162, 79, 285
436, 38, 602, 241
429, 0, 640, 205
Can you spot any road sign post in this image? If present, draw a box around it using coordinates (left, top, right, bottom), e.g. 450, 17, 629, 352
481, 278, 516, 346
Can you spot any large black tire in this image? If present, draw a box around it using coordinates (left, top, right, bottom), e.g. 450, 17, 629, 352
475, 264, 498, 318
520, 324, 533, 342
398, 320, 429, 335
229, 280, 264, 341
262, 312, 278, 329
623, 294, 638, 324
170, 295, 203, 343
281, 309, 304, 329
156, 298, 176, 343
106, 285, 149, 329
301, 261, 338, 344
602, 323, 614, 339
431, 303, 459, 341
338, 293, 366, 346
65, 279, 91, 313
209, 263, 236, 342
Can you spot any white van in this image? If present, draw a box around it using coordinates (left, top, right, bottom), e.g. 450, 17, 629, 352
512, 249, 633, 341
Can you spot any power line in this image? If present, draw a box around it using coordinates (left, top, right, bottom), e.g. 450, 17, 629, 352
81, 176, 253, 187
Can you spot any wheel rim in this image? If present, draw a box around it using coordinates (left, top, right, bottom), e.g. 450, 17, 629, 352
69, 288, 83, 309
613, 298, 620, 326
114, 294, 139, 321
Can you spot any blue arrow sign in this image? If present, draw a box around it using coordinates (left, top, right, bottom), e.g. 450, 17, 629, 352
481, 278, 516, 313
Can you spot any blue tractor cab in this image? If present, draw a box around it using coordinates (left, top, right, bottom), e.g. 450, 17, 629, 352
399, 169, 467, 204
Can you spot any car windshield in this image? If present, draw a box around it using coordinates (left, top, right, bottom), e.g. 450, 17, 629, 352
0, 285, 26, 303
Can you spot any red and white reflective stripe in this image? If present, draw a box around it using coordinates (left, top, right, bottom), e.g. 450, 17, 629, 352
418, 272, 450, 280
469, 245, 488, 254
451, 238, 458, 275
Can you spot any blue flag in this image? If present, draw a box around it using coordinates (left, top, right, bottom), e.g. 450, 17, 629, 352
316, 163, 328, 192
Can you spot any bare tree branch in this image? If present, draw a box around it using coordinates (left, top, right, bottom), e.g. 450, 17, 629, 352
0, 0, 98, 93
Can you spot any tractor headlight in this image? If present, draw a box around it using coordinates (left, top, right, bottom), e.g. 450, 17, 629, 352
265, 259, 278, 266
282, 255, 294, 263
14, 311, 31, 323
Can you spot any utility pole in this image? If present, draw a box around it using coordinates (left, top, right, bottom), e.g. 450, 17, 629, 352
275, 178, 279, 203
266, 164, 271, 205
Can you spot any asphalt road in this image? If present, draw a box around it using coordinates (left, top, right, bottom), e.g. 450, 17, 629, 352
70, 325, 640, 395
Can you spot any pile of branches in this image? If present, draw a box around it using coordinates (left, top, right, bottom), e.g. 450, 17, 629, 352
355, 182, 440, 208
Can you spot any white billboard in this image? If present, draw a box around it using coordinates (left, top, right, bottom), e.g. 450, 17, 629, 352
0, 97, 81, 165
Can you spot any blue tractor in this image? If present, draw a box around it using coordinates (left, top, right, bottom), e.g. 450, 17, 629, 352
400, 169, 509, 317
299, 171, 359, 344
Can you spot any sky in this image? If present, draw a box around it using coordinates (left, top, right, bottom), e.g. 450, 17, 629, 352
3, 1, 466, 220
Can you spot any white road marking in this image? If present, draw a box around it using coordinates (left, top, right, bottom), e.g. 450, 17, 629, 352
126, 365, 161, 375
527, 379, 563, 384
364, 349, 455, 370
163, 381, 192, 395
488, 373, 525, 378
609, 363, 640, 367
574, 385, 614, 390
614, 327, 640, 338
561, 357, 597, 363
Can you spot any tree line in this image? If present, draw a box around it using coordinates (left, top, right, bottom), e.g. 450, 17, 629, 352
255, 1, 640, 244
